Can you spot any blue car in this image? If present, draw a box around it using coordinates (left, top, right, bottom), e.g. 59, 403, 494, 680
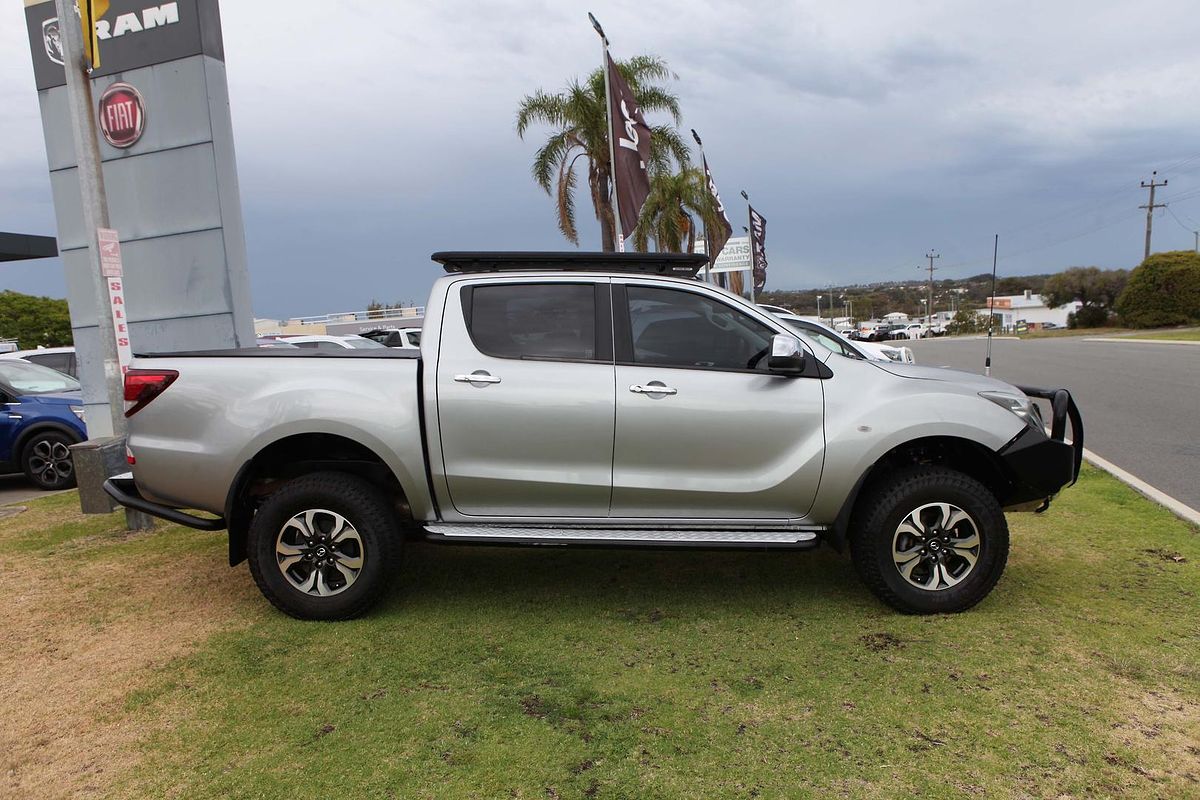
0, 359, 88, 490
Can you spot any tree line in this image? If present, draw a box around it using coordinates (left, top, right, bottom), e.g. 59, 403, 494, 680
0, 290, 72, 349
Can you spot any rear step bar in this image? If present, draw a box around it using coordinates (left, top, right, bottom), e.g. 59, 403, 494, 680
423, 524, 822, 549
103, 475, 226, 531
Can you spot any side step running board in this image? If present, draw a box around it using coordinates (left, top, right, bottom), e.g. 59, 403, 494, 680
422, 524, 821, 549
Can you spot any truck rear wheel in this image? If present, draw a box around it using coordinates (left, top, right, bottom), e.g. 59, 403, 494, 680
850, 467, 1008, 614
247, 471, 400, 620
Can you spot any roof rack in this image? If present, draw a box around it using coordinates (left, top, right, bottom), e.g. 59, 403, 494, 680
431, 251, 709, 278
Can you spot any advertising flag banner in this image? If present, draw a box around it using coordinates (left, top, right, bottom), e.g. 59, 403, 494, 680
748, 205, 768, 291
605, 53, 652, 237
701, 154, 732, 266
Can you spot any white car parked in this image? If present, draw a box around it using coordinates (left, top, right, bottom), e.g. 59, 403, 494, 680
889, 323, 929, 340
0, 346, 77, 378
278, 335, 388, 351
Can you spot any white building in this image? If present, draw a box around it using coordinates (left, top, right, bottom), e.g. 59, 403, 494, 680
977, 291, 1083, 330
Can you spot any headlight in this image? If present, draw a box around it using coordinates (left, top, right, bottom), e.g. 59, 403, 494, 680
979, 391, 1038, 428
70, 406, 86, 422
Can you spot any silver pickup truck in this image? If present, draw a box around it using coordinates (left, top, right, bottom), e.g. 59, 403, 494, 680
105, 252, 1082, 620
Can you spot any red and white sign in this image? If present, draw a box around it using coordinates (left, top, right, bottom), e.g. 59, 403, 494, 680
98, 82, 146, 148
97, 227, 133, 373
98, 227, 122, 277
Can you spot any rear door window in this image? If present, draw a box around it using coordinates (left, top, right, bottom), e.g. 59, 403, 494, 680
28, 352, 72, 374
465, 283, 603, 362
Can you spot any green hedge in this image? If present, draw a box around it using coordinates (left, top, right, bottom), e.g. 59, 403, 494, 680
1115, 250, 1200, 328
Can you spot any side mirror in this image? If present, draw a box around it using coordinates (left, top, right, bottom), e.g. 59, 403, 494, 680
767, 333, 806, 375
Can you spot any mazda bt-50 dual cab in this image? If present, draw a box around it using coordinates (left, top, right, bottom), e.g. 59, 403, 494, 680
105, 252, 1082, 620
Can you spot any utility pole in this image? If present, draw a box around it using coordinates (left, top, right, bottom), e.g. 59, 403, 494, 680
920, 251, 939, 330
1139, 171, 1167, 261
55, 0, 153, 530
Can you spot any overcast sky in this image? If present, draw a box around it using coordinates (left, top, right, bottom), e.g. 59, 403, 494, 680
3, 0, 1200, 319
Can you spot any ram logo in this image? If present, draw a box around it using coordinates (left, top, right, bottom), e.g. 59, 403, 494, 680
42, 18, 64, 66
40, 3, 180, 64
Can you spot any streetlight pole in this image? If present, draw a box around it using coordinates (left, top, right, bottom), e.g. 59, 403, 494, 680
740, 190, 755, 303
53, 0, 152, 530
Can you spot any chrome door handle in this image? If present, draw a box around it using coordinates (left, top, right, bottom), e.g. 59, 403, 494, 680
454, 371, 501, 385
629, 383, 677, 395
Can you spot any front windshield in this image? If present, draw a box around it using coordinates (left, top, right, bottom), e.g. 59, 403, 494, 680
345, 337, 387, 349
0, 359, 81, 395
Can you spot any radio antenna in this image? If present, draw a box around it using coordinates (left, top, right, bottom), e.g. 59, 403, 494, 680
985, 234, 998, 376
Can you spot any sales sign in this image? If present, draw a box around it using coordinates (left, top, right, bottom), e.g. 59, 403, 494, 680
97, 228, 133, 372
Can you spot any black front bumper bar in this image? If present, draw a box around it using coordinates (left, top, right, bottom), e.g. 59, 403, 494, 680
998, 386, 1084, 510
103, 476, 227, 531
1015, 385, 1084, 486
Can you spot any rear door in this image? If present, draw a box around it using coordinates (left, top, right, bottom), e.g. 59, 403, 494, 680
611, 282, 825, 520
434, 278, 615, 517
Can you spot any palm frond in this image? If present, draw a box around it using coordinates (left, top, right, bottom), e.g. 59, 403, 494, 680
631, 86, 682, 125
516, 90, 567, 138
556, 153, 582, 245
531, 131, 576, 194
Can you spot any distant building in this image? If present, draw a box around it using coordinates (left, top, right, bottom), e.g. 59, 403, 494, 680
883, 311, 909, 322
977, 290, 1082, 330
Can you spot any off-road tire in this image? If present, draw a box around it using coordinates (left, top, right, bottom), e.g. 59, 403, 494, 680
247, 471, 401, 620
21, 430, 78, 490
850, 467, 1008, 614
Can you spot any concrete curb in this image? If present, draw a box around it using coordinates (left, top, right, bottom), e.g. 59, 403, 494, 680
1081, 337, 1200, 346
1081, 448, 1200, 527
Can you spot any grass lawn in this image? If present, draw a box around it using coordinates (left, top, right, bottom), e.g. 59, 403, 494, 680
1015, 327, 1131, 340
1127, 329, 1200, 342
3, 467, 1199, 799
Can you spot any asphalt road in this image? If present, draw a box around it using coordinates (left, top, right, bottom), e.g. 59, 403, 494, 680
0, 473, 66, 506
908, 336, 1200, 511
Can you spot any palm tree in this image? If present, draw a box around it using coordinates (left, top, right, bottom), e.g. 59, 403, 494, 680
632, 167, 725, 254
516, 56, 690, 251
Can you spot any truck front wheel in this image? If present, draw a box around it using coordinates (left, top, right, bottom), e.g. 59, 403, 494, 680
247, 471, 401, 620
850, 467, 1008, 614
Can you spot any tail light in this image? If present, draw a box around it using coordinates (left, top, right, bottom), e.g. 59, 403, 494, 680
124, 369, 178, 417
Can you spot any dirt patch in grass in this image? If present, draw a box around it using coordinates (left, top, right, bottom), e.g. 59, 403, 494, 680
0, 496, 260, 799
1105, 688, 1200, 789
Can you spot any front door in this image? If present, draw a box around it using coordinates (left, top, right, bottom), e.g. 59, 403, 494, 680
435, 278, 615, 517
611, 282, 825, 519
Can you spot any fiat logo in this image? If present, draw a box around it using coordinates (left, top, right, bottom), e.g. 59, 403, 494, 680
98, 83, 146, 149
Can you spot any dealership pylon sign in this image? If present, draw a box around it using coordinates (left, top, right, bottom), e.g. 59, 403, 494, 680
24, 0, 254, 433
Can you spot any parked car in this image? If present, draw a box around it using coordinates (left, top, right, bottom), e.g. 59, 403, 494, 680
889, 323, 928, 340
0, 359, 87, 490
763, 310, 916, 364
361, 327, 422, 349
871, 324, 908, 341
278, 335, 388, 351
105, 251, 1082, 621
256, 338, 301, 349
0, 346, 77, 378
